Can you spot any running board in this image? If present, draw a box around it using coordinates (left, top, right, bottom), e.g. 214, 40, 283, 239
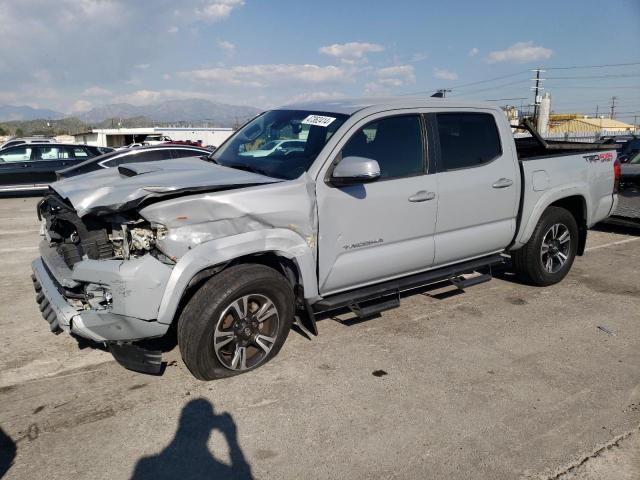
349, 292, 401, 319
450, 273, 492, 291
314, 254, 504, 314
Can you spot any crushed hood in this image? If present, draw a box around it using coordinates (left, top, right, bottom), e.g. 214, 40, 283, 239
51, 158, 280, 216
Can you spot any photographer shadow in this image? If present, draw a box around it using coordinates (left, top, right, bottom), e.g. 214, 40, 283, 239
131, 398, 253, 480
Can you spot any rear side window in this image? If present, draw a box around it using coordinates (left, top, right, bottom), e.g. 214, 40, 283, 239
436, 113, 502, 171
341, 115, 425, 180
119, 150, 171, 165
172, 149, 203, 159
36, 146, 71, 160
73, 147, 90, 158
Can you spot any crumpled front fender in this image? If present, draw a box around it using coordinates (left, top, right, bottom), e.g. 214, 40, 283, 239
155, 228, 317, 325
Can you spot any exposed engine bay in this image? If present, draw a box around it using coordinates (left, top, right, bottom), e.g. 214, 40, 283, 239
38, 192, 171, 269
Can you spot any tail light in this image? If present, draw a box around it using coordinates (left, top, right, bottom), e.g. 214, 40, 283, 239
613, 158, 621, 193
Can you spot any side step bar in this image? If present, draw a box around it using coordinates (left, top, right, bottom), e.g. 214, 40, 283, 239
349, 292, 401, 319
313, 254, 504, 317
450, 273, 492, 291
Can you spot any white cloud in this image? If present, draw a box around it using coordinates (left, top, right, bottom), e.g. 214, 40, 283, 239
217, 40, 236, 56
70, 99, 92, 113
377, 65, 416, 85
180, 64, 348, 87
364, 65, 416, 94
468, 47, 479, 57
163, 73, 172, 80
411, 52, 429, 62
285, 91, 347, 104
363, 82, 389, 97
319, 42, 384, 64
168, 25, 179, 34
433, 67, 458, 81
196, 0, 244, 22
82, 86, 112, 97
112, 89, 225, 105
486, 41, 553, 64
135, 63, 150, 69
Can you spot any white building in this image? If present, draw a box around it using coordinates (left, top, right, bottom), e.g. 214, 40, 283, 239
73, 127, 234, 148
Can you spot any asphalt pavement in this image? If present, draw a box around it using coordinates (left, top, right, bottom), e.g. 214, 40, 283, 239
0, 195, 638, 480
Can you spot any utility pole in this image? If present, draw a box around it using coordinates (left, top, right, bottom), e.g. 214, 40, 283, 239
432, 89, 451, 98
609, 96, 617, 119
595, 105, 599, 118
530, 69, 545, 123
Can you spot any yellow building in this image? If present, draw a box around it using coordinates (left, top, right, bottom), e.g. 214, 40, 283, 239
548, 117, 635, 134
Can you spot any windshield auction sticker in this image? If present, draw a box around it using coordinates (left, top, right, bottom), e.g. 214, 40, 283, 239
301, 115, 336, 127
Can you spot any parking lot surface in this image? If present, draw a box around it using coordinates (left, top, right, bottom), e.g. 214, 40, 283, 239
0, 196, 639, 479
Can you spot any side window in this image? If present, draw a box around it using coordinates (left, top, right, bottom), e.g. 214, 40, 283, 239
37, 147, 71, 160
0, 146, 32, 162
73, 147, 90, 158
436, 113, 502, 171
120, 150, 169, 165
341, 115, 425, 179
172, 149, 202, 159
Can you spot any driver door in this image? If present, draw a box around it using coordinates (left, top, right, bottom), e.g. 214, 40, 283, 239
316, 113, 438, 295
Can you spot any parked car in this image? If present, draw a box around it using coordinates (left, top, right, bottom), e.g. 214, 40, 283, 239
0, 143, 104, 192
56, 145, 211, 179
617, 137, 640, 164
31, 97, 619, 379
0, 137, 55, 150
143, 134, 172, 146
239, 139, 306, 157
620, 150, 640, 187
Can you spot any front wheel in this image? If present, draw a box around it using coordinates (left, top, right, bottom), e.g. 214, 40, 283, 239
511, 206, 579, 286
177, 264, 295, 380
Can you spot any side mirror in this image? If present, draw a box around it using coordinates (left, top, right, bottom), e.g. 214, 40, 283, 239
330, 156, 381, 186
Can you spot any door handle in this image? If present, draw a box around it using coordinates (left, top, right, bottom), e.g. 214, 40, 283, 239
492, 178, 513, 188
408, 190, 436, 202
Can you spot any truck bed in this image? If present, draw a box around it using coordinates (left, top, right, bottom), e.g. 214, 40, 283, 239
515, 136, 618, 160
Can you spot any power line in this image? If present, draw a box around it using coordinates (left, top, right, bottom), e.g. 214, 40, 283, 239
545, 73, 640, 80
545, 61, 640, 70
448, 79, 530, 97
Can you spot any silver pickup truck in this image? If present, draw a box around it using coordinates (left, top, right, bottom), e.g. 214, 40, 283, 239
31, 97, 620, 380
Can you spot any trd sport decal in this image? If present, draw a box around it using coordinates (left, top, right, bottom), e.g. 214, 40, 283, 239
583, 152, 613, 163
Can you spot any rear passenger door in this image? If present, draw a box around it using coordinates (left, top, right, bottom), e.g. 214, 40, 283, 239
432, 111, 519, 266
31, 146, 75, 184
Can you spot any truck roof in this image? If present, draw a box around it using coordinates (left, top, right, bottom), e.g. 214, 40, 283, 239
278, 96, 497, 115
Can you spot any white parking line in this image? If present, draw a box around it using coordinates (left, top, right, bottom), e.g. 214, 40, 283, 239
0, 229, 40, 234
585, 237, 640, 252
0, 246, 39, 253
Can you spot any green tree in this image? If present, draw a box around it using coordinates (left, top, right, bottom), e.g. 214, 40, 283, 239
0, 126, 6, 136
15, 128, 24, 137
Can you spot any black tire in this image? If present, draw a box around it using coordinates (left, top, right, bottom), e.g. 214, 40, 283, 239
511, 206, 578, 286
177, 264, 295, 380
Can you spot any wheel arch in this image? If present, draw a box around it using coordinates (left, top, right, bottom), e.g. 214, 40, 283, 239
547, 195, 588, 255
156, 229, 318, 327
516, 187, 589, 255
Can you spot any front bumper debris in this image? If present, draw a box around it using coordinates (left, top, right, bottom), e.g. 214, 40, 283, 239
31, 257, 170, 342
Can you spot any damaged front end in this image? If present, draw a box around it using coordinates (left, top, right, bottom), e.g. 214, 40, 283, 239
32, 191, 174, 373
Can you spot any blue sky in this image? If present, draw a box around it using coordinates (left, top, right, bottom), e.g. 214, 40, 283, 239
1, 0, 639, 121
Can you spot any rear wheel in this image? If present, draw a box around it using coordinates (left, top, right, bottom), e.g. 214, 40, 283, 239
511, 206, 578, 286
178, 264, 295, 380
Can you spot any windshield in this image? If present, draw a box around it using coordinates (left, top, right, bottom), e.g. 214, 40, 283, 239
211, 110, 349, 180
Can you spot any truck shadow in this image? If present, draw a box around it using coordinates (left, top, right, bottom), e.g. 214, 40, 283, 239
0, 427, 16, 479
130, 398, 254, 480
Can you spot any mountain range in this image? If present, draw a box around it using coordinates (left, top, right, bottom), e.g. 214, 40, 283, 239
0, 99, 261, 126
0, 105, 64, 121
